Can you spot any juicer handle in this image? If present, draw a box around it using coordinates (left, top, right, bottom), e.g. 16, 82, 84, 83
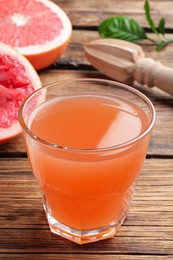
134, 58, 173, 96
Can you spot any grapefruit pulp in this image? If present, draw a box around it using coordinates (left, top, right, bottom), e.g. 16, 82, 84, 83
0, 42, 42, 144
0, 0, 72, 70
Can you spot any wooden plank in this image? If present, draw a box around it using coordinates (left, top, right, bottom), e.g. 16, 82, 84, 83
0, 228, 172, 254
0, 158, 172, 202
1, 199, 173, 228
0, 254, 170, 260
0, 159, 172, 254
52, 0, 173, 29
1, 70, 172, 156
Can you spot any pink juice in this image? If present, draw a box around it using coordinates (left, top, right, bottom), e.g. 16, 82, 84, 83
27, 94, 150, 230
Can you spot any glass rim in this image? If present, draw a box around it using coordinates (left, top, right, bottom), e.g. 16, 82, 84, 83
18, 78, 156, 152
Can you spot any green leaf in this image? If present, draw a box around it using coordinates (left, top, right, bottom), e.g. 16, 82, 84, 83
158, 18, 165, 35
98, 16, 147, 42
144, 0, 158, 34
156, 38, 173, 51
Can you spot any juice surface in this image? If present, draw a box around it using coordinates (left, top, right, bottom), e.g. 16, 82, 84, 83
29, 95, 148, 149
28, 95, 150, 230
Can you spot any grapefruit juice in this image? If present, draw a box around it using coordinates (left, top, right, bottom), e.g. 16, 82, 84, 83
28, 95, 150, 229
19, 78, 155, 244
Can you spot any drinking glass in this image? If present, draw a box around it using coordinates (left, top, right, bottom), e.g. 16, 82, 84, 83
19, 78, 156, 244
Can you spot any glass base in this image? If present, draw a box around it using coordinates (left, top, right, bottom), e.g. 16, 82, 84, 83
42, 179, 136, 244
46, 211, 128, 244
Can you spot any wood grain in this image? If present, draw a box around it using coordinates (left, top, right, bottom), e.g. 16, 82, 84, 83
0, 255, 171, 260
0, 159, 173, 255
52, 0, 173, 29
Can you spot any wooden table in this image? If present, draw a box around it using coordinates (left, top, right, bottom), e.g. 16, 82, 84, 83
0, 0, 173, 259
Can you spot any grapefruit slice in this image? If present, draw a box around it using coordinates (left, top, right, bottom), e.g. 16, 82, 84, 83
0, 42, 42, 144
0, 0, 72, 70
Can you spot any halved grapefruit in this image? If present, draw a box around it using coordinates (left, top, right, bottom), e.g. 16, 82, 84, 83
0, 0, 72, 70
0, 42, 42, 144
